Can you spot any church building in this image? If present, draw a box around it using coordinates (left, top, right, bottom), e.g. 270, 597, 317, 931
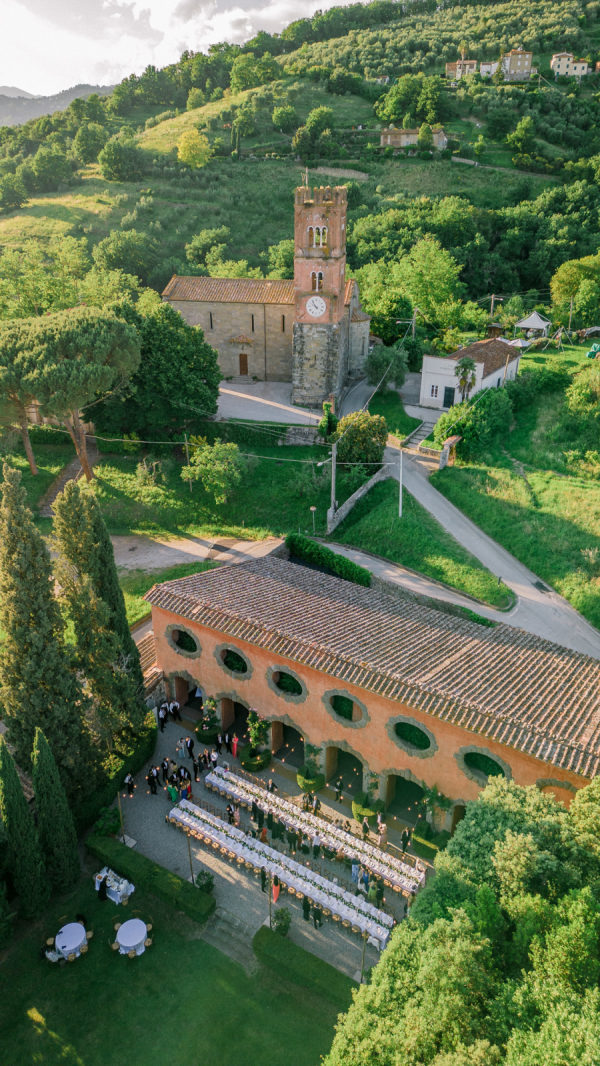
162, 184, 371, 407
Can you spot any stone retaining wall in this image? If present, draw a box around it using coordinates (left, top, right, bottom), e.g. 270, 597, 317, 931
326, 468, 391, 534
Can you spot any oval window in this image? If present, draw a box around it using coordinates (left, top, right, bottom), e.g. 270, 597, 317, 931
221, 648, 248, 674
331, 694, 355, 722
274, 671, 303, 695
394, 722, 431, 751
464, 752, 504, 778
172, 629, 198, 654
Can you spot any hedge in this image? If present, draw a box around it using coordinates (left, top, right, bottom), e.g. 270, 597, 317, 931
86, 834, 216, 923
192, 419, 294, 447
285, 532, 371, 587
352, 791, 384, 825
74, 712, 157, 832
296, 770, 325, 793
252, 926, 355, 1008
239, 745, 272, 771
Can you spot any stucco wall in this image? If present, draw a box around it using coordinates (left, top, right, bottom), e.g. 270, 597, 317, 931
151, 604, 586, 807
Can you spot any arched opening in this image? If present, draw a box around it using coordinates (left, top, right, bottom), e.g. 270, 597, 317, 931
321, 225, 328, 246
271, 723, 304, 768
310, 271, 324, 292
451, 804, 466, 833
220, 648, 248, 674
219, 697, 250, 740
314, 226, 321, 246
394, 721, 432, 751
308, 226, 314, 247
331, 694, 360, 722
385, 774, 426, 824
273, 670, 303, 696
324, 746, 364, 796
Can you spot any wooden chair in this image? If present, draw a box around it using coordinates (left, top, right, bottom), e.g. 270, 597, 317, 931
144, 938, 153, 948
85, 930, 94, 940
67, 953, 76, 962
127, 950, 136, 959
114, 922, 121, 931
80, 944, 88, 955
46, 937, 54, 947
121, 898, 129, 906
351, 925, 361, 936
323, 908, 332, 918
111, 942, 119, 951
332, 913, 341, 922
341, 919, 351, 929
146, 924, 153, 933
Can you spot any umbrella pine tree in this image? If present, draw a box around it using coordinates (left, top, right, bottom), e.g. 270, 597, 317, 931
0, 738, 48, 918
32, 728, 80, 890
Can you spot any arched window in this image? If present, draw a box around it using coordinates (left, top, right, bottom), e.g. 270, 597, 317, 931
307, 227, 314, 247
314, 226, 321, 246
316, 271, 323, 291
321, 225, 328, 246
311, 271, 317, 291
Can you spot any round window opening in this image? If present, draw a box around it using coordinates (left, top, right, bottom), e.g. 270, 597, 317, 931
464, 751, 505, 779
274, 671, 303, 696
172, 628, 198, 654
331, 694, 359, 722
221, 648, 248, 674
394, 721, 431, 751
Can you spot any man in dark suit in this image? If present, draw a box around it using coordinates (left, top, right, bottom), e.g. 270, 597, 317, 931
185, 736, 195, 759
312, 904, 323, 929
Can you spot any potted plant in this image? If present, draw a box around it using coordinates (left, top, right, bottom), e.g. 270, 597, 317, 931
195, 697, 221, 743
240, 710, 272, 771
272, 907, 291, 938
352, 774, 383, 825
422, 784, 453, 833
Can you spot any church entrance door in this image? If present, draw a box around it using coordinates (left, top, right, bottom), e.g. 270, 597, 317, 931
239, 352, 248, 375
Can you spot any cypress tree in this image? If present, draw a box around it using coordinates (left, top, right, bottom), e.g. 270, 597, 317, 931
52, 481, 144, 694
0, 738, 49, 918
32, 728, 80, 890
0, 464, 91, 791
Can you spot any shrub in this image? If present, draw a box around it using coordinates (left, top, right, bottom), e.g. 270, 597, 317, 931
318, 400, 338, 440
464, 752, 505, 779
275, 672, 303, 695
253, 926, 355, 1007
352, 790, 384, 825
334, 410, 388, 467
296, 768, 325, 792
222, 648, 247, 673
394, 721, 431, 750
285, 533, 371, 587
272, 906, 292, 937
331, 694, 354, 721
92, 806, 122, 836
86, 834, 216, 922
239, 745, 272, 771
433, 387, 513, 459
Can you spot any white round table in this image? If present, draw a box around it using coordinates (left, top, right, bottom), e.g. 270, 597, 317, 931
55, 922, 86, 959
116, 918, 147, 956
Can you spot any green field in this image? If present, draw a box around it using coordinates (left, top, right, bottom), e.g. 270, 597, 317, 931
330, 478, 512, 608
368, 388, 421, 439
0, 867, 349, 1066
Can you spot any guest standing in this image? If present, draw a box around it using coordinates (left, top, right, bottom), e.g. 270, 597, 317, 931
225, 733, 232, 754
312, 904, 323, 929
232, 734, 239, 759
185, 736, 195, 759
302, 896, 311, 921
334, 777, 343, 803
158, 705, 167, 732
362, 816, 370, 840
124, 772, 134, 797
161, 757, 170, 785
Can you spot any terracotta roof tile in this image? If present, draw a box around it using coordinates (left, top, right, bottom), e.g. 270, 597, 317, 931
163, 275, 357, 307
145, 559, 600, 779
449, 337, 520, 378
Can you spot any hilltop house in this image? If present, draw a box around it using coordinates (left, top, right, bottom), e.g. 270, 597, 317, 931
143, 556, 600, 827
162, 185, 370, 407
445, 59, 478, 80
551, 52, 589, 78
502, 48, 533, 81
419, 337, 521, 409
379, 126, 448, 149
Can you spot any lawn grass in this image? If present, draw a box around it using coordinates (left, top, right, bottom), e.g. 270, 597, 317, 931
368, 387, 421, 439
0, 865, 346, 1066
330, 478, 512, 608
90, 443, 359, 540
0, 427, 74, 511
119, 561, 217, 626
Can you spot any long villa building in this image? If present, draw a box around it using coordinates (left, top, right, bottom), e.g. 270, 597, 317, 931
143, 558, 600, 829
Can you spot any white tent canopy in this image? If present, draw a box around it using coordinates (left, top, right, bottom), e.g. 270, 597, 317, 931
515, 311, 551, 334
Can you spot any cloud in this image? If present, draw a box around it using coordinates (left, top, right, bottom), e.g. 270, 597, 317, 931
3, 0, 355, 96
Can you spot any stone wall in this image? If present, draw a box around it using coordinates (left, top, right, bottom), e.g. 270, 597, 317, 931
327, 468, 391, 534
167, 298, 293, 380
292, 321, 344, 406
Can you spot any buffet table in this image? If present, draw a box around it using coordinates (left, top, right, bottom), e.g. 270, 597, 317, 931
95, 867, 135, 904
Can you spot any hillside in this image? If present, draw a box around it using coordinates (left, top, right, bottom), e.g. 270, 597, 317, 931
0, 83, 113, 126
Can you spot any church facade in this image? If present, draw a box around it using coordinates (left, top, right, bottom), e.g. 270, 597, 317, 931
162, 185, 370, 407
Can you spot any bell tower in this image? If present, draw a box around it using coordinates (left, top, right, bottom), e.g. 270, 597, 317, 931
292, 185, 348, 407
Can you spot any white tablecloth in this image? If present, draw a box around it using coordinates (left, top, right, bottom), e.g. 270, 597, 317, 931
170, 799, 392, 949
95, 867, 135, 904
55, 922, 86, 958
116, 918, 147, 956
206, 767, 425, 894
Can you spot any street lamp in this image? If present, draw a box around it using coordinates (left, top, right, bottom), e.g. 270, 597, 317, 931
309, 505, 317, 535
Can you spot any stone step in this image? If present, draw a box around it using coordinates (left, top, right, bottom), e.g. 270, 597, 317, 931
200, 907, 260, 975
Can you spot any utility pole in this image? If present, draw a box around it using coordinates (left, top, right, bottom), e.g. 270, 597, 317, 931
187, 832, 195, 885
184, 432, 192, 493
490, 294, 503, 318
330, 440, 337, 515
398, 448, 403, 518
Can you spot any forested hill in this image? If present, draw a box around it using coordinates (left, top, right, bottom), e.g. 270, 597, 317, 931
0, 84, 114, 128
0, 0, 599, 347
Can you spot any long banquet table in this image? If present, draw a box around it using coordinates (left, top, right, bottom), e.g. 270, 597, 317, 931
205, 766, 425, 895
169, 798, 394, 948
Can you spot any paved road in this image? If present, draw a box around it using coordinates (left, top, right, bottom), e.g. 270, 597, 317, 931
217, 380, 320, 424
387, 444, 600, 659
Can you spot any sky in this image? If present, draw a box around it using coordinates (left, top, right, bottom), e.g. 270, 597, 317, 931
1, 0, 356, 97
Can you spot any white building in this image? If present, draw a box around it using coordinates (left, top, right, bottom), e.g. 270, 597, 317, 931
551, 53, 589, 77
419, 338, 521, 410
479, 60, 499, 77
